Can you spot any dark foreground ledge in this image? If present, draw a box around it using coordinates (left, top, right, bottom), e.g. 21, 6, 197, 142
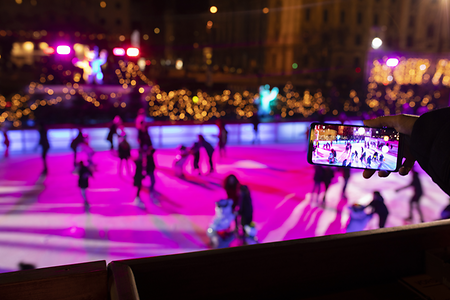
109, 220, 450, 299
3, 221, 450, 299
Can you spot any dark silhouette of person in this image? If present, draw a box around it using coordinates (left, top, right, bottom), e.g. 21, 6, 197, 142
38, 123, 50, 174
251, 114, 260, 144
397, 169, 424, 222
238, 185, 253, 245
322, 167, 334, 207
198, 135, 214, 173
224, 174, 253, 240
70, 129, 84, 167
366, 191, 389, 228
224, 174, 241, 210
138, 122, 152, 151
146, 147, 156, 193
311, 165, 325, 204
106, 115, 121, 150
134, 152, 144, 200
239, 185, 253, 228
78, 161, 93, 212
190, 141, 201, 175
3, 128, 9, 158
341, 167, 351, 198
216, 119, 228, 157
118, 135, 132, 176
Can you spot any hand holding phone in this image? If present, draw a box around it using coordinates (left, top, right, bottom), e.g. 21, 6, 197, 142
362, 115, 418, 178
308, 122, 403, 172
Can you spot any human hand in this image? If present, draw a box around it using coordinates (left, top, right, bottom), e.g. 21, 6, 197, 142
362, 114, 419, 179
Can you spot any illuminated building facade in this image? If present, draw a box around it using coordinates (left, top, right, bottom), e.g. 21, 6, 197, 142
0, 0, 131, 68
263, 0, 450, 85
204, 0, 449, 86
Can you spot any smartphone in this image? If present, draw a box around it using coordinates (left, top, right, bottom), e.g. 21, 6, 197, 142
307, 123, 403, 171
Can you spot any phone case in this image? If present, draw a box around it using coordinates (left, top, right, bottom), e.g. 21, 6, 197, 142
307, 122, 403, 172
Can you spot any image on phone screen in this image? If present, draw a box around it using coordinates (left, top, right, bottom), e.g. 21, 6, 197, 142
309, 123, 401, 171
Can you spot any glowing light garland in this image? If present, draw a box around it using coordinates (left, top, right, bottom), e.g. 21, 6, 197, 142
0, 56, 446, 128
366, 57, 441, 116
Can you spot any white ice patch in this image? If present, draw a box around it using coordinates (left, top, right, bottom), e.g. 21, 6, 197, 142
231, 160, 268, 169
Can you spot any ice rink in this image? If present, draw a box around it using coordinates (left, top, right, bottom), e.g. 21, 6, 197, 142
0, 140, 447, 273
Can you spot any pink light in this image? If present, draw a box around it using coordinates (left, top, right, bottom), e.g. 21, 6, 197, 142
127, 47, 139, 57
43, 47, 55, 55
386, 58, 399, 67
56, 45, 71, 55
113, 47, 125, 56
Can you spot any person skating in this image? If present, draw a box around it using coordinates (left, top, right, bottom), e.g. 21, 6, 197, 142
174, 145, 189, 178
146, 146, 156, 193
78, 161, 93, 212
251, 113, 260, 144
321, 167, 334, 207
216, 120, 228, 157
118, 135, 132, 176
198, 135, 215, 173
190, 140, 201, 175
366, 191, 389, 228
70, 129, 84, 167
38, 123, 50, 174
3, 128, 9, 159
133, 152, 146, 209
311, 165, 325, 204
106, 115, 122, 150
341, 167, 351, 199
396, 169, 424, 223
137, 122, 152, 151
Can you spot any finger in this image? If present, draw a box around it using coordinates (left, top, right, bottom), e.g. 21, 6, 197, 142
363, 169, 376, 179
399, 158, 415, 176
363, 116, 398, 129
378, 170, 391, 177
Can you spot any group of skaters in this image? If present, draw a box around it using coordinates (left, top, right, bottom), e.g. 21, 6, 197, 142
346, 169, 425, 232
312, 161, 426, 230
25, 111, 256, 248
342, 143, 386, 169
65, 111, 229, 212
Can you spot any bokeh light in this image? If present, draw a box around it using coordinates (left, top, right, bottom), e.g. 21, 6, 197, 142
371, 37, 382, 49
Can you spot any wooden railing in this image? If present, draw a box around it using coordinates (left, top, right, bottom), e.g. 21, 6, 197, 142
0, 261, 107, 300
4, 220, 450, 299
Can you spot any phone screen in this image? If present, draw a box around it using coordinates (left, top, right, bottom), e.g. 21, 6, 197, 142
308, 123, 401, 171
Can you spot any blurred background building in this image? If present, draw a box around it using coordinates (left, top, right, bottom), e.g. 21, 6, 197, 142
0, 0, 449, 125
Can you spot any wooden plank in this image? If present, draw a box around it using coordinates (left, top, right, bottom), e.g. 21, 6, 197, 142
0, 260, 108, 300
108, 262, 140, 300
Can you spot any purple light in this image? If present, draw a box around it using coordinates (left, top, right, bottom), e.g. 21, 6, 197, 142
56, 45, 71, 55
386, 58, 399, 67
113, 47, 125, 56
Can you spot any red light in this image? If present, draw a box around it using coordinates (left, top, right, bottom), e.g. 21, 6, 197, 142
43, 47, 55, 55
113, 47, 125, 56
127, 47, 139, 57
355, 67, 361, 73
145, 60, 151, 66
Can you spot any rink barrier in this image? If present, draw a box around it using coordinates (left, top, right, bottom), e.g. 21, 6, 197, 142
107, 220, 450, 299
0, 121, 316, 153
0, 260, 107, 300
